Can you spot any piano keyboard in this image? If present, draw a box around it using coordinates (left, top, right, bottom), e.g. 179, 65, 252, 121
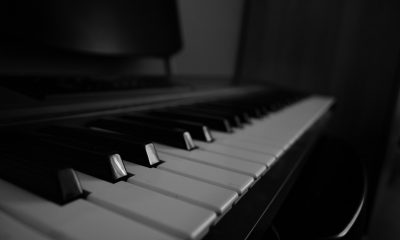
0, 87, 333, 240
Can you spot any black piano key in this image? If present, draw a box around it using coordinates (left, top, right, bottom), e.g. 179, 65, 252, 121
149, 110, 233, 133
245, 90, 303, 113
195, 103, 252, 123
248, 97, 281, 112
215, 99, 265, 118
122, 114, 214, 142
2, 132, 128, 183
88, 118, 196, 150
0, 152, 84, 204
197, 103, 251, 124
39, 125, 161, 167
174, 106, 243, 128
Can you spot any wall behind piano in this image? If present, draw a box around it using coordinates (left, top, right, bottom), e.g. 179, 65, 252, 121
240, 0, 400, 151
172, 0, 243, 77
0, 0, 243, 78
237, 0, 400, 230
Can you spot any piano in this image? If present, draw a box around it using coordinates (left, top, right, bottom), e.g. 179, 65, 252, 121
0, 1, 334, 240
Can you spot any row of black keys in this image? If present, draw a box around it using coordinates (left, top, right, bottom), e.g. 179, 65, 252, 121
0, 89, 305, 205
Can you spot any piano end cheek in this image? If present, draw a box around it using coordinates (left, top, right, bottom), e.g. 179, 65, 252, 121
58, 168, 84, 203
108, 154, 128, 181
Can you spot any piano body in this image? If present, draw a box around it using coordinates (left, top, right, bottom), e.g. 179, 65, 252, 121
0, 1, 334, 239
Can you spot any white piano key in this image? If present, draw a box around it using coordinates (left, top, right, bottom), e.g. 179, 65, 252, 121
215, 139, 285, 158
238, 97, 332, 139
157, 152, 254, 194
298, 97, 334, 129
244, 99, 315, 128
213, 97, 334, 156
235, 119, 304, 143
0, 210, 50, 240
124, 161, 238, 214
211, 131, 290, 150
194, 140, 276, 167
155, 144, 266, 178
77, 172, 215, 240
216, 134, 293, 156
226, 119, 302, 147
0, 179, 179, 240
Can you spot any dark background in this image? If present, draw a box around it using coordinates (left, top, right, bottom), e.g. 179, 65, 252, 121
237, 0, 400, 225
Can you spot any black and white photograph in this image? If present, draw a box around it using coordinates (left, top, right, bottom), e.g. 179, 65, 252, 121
0, 0, 399, 239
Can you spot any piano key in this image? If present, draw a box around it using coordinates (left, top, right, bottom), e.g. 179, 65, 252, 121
0, 153, 84, 204
230, 91, 300, 114
123, 161, 238, 214
193, 140, 276, 167
236, 118, 309, 143
156, 152, 254, 194
0, 179, 179, 240
149, 110, 233, 132
122, 114, 214, 142
215, 131, 294, 156
0, 83, 334, 240
155, 144, 266, 178
235, 97, 333, 141
206, 98, 333, 163
77, 172, 216, 240
39, 125, 161, 167
210, 138, 296, 157
192, 103, 251, 123
2, 132, 128, 183
236, 121, 300, 143
174, 106, 243, 128
215, 99, 266, 118
213, 138, 285, 158
209, 101, 263, 119
213, 98, 330, 149
0, 210, 50, 240
88, 118, 196, 150
211, 131, 287, 149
